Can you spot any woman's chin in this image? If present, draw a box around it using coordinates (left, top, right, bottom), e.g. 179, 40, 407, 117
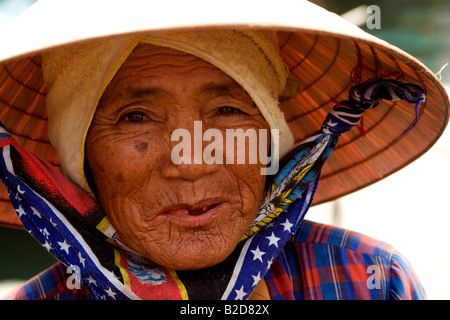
144, 246, 234, 271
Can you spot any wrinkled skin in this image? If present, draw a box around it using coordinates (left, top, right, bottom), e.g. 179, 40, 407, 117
86, 44, 269, 270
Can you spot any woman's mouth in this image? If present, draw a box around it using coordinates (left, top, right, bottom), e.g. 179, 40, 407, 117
158, 200, 234, 227
188, 203, 220, 216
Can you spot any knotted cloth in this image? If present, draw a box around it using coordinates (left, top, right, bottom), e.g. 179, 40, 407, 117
0, 78, 425, 299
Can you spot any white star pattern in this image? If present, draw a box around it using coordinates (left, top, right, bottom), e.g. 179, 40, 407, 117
250, 246, 265, 262
31, 207, 41, 218
16, 205, 26, 218
280, 219, 293, 233
266, 257, 274, 271
40, 228, 50, 237
1, 153, 128, 299
86, 275, 97, 286
49, 218, 57, 227
228, 194, 312, 300
42, 241, 52, 251
58, 240, 71, 254
78, 252, 86, 267
266, 232, 281, 247
17, 185, 25, 194
234, 285, 247, 300
326, 119, 338, 127
231, 225, 287, 299
105, 287, 117, 299
252, 272, 262, 287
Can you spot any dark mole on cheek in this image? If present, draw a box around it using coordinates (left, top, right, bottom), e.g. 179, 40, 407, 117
114, 173, 124, 183
135, 141, 149, 152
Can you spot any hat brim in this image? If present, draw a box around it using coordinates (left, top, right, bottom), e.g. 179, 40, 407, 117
0, 0, 448, 228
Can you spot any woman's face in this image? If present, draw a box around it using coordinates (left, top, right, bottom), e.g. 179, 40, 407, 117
86, 44, 269, 270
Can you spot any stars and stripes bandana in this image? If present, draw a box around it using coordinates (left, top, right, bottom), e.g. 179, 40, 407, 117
0, 79, 425, 300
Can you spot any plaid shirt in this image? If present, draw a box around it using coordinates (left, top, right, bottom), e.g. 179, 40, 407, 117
4, 220, 426, 300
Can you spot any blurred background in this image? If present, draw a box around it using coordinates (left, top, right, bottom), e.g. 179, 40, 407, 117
0, 0, 449, 299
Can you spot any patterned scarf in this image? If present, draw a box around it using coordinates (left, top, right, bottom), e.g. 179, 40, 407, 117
0, 79, 425, 300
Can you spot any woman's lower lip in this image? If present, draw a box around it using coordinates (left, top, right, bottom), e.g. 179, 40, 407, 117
161, 202, 232, 227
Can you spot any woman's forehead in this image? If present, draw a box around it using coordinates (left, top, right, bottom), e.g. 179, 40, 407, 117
119, 43, 220, 73
102, 43, 252, 101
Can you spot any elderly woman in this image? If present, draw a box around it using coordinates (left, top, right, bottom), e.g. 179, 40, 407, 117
0, 1, 448, 300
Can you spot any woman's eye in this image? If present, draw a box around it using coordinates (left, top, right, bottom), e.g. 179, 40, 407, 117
122, 111, 147, 123
218, 106, 243, 115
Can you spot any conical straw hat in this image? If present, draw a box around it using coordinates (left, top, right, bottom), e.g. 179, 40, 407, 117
0, 0, 448, 228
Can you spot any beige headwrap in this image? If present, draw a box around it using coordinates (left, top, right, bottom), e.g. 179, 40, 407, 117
42, 29, 294, 193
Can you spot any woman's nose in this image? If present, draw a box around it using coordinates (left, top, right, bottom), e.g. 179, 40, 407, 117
161, 120, 222, 181
161, 161, 220, 181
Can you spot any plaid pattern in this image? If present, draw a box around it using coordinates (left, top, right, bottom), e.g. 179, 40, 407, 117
266, 220, 426, 300
4, 220, 426, 300
4, 262, 91, 300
